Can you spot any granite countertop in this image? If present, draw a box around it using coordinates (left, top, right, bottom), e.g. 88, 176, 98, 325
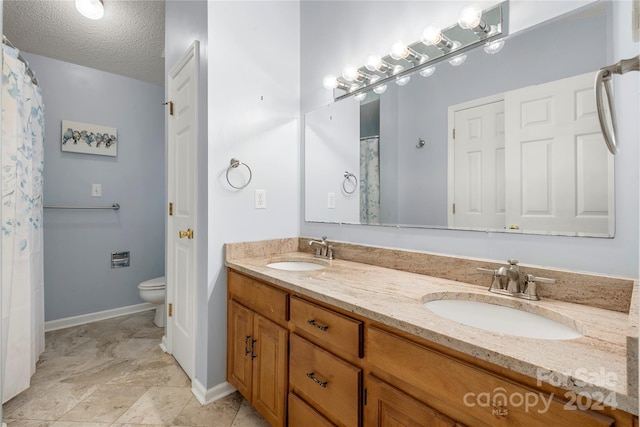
225, 251, 638, 415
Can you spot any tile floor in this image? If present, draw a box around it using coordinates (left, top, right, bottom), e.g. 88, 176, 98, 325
2, 311, 270, 427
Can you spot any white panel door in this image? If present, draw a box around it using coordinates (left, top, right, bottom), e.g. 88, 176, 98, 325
166, 41, 199, 379
451, 100, 505, 230
504, 72, 614, 236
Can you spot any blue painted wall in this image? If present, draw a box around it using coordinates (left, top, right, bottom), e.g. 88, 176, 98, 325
24, 53, 166, 321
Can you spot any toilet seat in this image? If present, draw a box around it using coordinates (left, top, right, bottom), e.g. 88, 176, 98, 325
138, 276, 166, 290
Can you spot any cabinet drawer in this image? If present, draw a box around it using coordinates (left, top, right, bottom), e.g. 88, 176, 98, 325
290, 334, 361, 427
367, 326, 614, 427
228, 269, 288, 325
289, 392, 336, 427
290, 296, 363, 358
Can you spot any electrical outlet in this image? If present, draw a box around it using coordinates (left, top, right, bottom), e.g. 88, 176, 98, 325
91, 183, 102, 197
255, 189, 266, 209
328, 192, 336, 209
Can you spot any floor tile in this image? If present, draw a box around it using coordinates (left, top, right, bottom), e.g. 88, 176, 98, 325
230, 399, 271, 427
4, 383, 97, 421
107, 358, 190, 387
50, 422, 110, 427
59, 384, 147, 423
172, 392, 243, 427
114, 386, 193, 425
3, 420, 53, 427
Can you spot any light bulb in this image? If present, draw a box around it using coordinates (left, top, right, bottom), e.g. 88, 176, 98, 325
396, 75, 410, 86
484, 39, 505, 54
390, 42, 409, 60
366, 55, 382, 72
449, 54, 467, 66
75, 0, 104, 20
419, 66, 436, 77
458, 4, 483, 30
354, 92, 367, 101
323, 74, 339, 90
342, 65, 359, 82
421, 25, 443, 46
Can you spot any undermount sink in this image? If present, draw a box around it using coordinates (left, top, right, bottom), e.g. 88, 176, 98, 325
424, 296, 583, 340
266, 260, 327, 271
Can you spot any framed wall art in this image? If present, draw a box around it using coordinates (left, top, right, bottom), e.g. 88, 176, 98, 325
61, 120, 118, 157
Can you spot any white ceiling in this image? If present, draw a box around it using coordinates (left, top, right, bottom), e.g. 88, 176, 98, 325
3, 0, 165, 86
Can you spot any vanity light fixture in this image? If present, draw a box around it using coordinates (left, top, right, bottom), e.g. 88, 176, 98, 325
458, 3, 490, 35
342, 65, 372, 83
323, 74, 350, 91
419, 66, 436, 77
484, 39, 505, 54
390, 41, 425, 64
421, 25, 456, 52
322, 2, 507, 101
366, 55, 393, 73
75, 0, 104, 20
354, 92, 367, 101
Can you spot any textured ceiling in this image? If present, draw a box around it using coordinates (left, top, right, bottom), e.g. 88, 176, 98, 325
3, 0, 165, 86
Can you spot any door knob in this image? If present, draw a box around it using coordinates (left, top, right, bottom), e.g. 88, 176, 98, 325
179, 228, 194, 239
509, 224, 520, 230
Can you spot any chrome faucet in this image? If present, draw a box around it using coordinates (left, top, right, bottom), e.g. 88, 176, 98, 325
505, 259, 520, 293
309, 236, 333, 260
478, 260, 555, 300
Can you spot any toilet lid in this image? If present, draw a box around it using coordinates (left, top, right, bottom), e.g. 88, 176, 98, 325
139, 276, 166, 289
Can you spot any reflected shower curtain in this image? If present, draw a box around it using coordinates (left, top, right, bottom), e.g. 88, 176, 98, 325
1, 44, 45, 403
359, 136, 380, 224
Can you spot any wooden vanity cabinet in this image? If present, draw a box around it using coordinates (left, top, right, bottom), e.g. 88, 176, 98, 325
227, 269, 634, 427
227, 271, 289, 427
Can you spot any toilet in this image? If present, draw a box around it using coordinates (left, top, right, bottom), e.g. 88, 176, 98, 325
138, 276, 166, 327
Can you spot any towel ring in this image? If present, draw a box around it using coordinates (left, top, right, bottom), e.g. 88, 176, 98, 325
226, 158, 252, 189
342, 171, 358, 194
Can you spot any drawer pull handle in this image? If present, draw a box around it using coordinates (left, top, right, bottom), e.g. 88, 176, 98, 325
244, 335, 251, 356
307, 319, 329, 331
306, 372, 328, 388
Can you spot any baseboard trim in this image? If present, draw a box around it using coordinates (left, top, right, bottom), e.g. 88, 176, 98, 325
191, 379, 236, 405
44, 303, 155, 332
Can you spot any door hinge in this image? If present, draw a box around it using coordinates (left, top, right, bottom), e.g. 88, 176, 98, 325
163, 101, 174, 116
169, 202, 173, 216
453, 203, 456, 214
363, 387, 367, 405
168, 303, 173, 317
453, 128, 456, 139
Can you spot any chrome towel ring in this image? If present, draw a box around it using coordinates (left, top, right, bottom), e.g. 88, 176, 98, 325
226, 158, 252, 189
343, 171, 358, 194
595, 55, 639, 155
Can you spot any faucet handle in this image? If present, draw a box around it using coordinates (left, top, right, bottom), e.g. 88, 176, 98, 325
508, 259, 519, 265
525, 274, 555, 284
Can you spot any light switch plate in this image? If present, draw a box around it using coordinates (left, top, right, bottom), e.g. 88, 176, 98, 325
328, 192, 336, 209
91, 183, 102, 197
255, 189, 266, 209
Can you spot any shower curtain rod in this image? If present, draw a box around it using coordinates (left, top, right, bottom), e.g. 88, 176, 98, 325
2, 35, 38, 86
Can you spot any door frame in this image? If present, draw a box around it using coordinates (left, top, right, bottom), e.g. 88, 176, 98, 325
165, 40, 199, 379
447, 93, 504, 228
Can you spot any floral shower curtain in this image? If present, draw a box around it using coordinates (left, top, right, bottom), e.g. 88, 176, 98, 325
359, 136, 380, 224
1, 44, 45, 403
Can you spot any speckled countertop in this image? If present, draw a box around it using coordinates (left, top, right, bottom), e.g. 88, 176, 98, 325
225, 249, 638, 415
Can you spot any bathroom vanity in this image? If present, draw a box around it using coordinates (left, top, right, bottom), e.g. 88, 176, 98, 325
225, 238, 638, 427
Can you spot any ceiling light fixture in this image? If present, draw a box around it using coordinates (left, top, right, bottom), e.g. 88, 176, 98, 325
75, 0, 104, 20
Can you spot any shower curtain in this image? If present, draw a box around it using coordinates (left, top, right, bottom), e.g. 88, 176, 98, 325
1, 44, 45, 403
359, 136, 380, 224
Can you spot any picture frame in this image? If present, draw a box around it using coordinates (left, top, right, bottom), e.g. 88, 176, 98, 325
61, 120, 118, 157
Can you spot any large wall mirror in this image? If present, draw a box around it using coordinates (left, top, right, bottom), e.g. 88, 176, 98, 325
305, 2, 615, 237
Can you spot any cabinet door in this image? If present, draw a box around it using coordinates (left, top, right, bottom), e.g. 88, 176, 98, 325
365, 375, 463, 427
252, 314, 288, 427
227, 300, 253, 401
